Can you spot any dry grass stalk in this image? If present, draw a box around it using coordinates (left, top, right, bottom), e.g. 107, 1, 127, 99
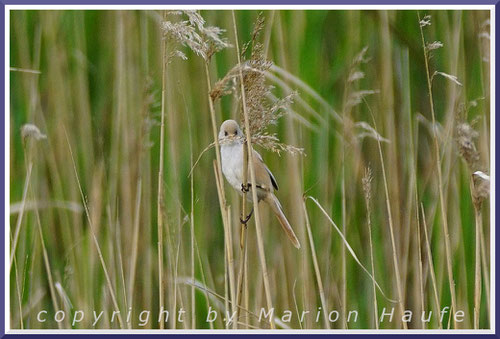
231, 10, 275, 329
479, 216, 490, 326
415, 199, 425, 329
270, 64, 341, 124
340, 47, 363, 329
207, 68, 237, 325
225, 205, 236, 329
189, 118, 196, 329
235, 223, 248, 328
10, 162, 32, 270
10, 67, 42, 74
18, 128, 63, 329
33, 191, 62, 330
10, 124, 46, 268
212, 160, 236, 328
302, 199, 330, 329
362, 167, 378, 329
472, 181, 483, 329
115, 220, 128, 329
223, 221, 229, 329
235, 171, 249, 329
236, 13, 266, 330
127, 179, 142, 328
456, 119, 489, 328
11, 247, 23, 329
340, 139, 347, 329
198, 22, 237, 326
194, 237, 215, 329
177, 276, 277, 328
418, 12, 458, 328
420, 203, 442, 329
368, 110, 406, 329
244, 243, 249, 329
306, 196, 396, 303
157, 11, 168, 328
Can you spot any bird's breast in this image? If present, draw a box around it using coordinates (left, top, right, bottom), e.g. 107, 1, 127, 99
221, 143, 244, 190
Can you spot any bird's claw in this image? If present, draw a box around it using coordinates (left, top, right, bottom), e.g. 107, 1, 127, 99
240, 208, 254, 226
241, 183, 250, 193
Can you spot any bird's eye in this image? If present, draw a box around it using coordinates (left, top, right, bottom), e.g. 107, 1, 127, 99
224, 131, 228, 136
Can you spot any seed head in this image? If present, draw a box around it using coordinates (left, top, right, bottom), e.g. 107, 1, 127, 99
362, 167, 373, 204
21, 123, 47, 142
456, 122, 479, 171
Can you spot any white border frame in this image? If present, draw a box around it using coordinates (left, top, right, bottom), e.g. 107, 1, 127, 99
4, 4, 496, 335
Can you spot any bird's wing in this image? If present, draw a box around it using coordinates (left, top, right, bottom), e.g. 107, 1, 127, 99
266, 166, 279, 191
252, 149, 279, 191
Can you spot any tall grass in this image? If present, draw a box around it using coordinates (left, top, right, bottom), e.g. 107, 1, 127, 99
9, 9, 490, 329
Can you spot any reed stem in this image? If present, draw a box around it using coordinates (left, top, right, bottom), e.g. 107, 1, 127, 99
231, 10, 275, 329
418, 12, 457, 327
157, 12, 167, 328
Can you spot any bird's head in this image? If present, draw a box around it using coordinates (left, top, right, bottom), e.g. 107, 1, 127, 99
219, 119, 243, 142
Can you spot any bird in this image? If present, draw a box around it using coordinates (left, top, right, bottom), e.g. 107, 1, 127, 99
218, 119, 301, 249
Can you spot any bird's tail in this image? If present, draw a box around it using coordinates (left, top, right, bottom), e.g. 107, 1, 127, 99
266, 194, 301, 249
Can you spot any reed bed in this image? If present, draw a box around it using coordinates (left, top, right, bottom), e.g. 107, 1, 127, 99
9, 9, 491, 329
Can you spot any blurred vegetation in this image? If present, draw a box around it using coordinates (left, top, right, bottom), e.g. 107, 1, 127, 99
10, 9, 490, 329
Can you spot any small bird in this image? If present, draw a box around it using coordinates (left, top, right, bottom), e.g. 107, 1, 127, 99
218, 119, 301, 249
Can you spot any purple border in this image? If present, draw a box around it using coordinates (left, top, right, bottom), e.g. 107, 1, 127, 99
1, 335, 496, 338
0, 0, 499, 4
1, 0, 4, 336
1, 1, 499, 338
